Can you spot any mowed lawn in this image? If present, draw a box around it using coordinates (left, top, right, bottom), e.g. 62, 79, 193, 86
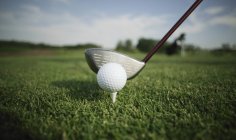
0, 50, 236, 140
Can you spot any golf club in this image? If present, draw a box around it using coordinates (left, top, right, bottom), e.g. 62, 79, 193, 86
85, 0, 203, 79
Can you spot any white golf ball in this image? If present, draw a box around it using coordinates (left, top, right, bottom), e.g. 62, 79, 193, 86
97, 63, 127, 92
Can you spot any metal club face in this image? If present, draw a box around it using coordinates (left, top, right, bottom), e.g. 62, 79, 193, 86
85, 48, 145, 80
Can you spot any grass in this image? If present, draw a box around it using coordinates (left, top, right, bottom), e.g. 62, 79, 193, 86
0, 50, 236, 140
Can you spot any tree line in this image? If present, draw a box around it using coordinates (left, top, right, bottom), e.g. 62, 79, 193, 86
115, 33, 201, 55
1, 35, 235, 55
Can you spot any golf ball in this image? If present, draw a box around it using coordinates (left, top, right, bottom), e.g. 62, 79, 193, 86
97, 63, 127, 92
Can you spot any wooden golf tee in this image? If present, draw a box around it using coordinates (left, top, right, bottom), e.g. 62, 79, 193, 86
111, 92, 117, 103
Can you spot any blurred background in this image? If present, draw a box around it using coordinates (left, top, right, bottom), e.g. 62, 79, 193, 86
0, 0, 236, 55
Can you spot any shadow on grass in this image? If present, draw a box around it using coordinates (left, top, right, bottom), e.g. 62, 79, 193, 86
51, 79, 103, 101
0, 111, 33, 140
43, 57, 84, 63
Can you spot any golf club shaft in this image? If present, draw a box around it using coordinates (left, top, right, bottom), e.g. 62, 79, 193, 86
143, 0, 203, 63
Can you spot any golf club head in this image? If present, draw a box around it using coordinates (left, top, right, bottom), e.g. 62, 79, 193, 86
85, 48, 145, 80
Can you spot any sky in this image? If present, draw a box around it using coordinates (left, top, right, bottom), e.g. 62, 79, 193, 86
0, 0, 236, 49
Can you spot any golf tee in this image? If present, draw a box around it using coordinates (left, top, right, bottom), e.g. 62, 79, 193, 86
110, 92, 117, 103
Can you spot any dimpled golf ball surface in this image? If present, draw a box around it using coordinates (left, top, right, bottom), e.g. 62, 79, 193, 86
97, 63, 127, 92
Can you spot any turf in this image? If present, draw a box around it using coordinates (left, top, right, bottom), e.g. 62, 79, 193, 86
0, 50, 236, 140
